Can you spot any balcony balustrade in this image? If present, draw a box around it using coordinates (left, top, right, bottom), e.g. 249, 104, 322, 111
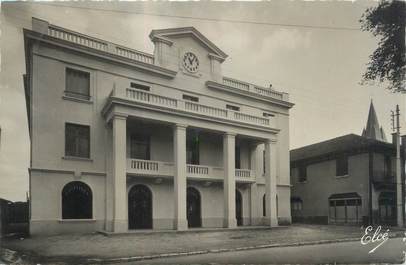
127, 158, 255, 182
222, 77, 285, 101
110, 88, 274, 129
235, 169, 252, 178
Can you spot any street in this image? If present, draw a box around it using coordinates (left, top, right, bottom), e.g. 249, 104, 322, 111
131, 238, 406, 264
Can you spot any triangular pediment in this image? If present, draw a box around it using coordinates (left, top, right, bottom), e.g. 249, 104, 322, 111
149, 27, 228, 61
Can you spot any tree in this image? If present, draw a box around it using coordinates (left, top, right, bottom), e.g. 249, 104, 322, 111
360, 0, 406, 93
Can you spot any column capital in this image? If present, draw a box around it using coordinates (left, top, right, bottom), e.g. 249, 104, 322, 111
112, 113, 128, 120
224, 132, 237, 137
265, 138, 277, 145
173, 123, 188, 130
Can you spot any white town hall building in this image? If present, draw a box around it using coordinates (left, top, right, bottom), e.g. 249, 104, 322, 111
23, 18, 293, 235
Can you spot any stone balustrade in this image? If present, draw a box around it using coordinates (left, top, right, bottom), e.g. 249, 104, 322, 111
47, 24, 154, 65
222, 77, 284, 101
235, 169, 252, 178
121, 88, 273, 128
127, 159, 254, 182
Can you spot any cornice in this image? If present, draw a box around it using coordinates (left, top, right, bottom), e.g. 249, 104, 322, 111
149, 27, 228, 60
150, 35, 173, 46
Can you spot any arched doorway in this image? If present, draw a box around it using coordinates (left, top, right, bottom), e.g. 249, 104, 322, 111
236, 189, 243, 226
128, 184, 152, 229
187, 187, 201, 228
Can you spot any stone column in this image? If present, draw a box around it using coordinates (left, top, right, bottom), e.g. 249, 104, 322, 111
112, 114, 127, 232
174, 124, 188, 230
249, 143, 261, 225
223, 132, 237, 228
264, 139, 278, 227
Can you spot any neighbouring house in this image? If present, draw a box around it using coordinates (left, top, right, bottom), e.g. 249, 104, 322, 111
0, 198, 11, 237
290, 102, 404, 226
23, 18, 293, 235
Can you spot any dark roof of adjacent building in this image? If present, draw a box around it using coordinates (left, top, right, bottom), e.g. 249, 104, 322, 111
290, 133, 394, 164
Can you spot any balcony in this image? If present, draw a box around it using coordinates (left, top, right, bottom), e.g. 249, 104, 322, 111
127, 158, 255, 182
108, 87, 274, 129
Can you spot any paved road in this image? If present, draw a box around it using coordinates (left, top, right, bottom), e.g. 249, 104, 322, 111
132, 238, 406, 264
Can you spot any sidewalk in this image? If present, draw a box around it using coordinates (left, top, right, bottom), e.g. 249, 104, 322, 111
1, 224, 405, 264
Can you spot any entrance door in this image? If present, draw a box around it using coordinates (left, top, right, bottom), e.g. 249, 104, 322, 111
187, 187, 201, 228
379, 192, 396, 225
236, 189, 243, 226
128, 184, 152, 229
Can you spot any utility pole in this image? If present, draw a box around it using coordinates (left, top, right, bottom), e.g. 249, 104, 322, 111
392, 105, 403, 227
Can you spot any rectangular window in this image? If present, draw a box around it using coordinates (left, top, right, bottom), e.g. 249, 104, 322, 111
65, 68, 90, 100
65, 123, 90, 158
187, 130, 199, 165
130, 134, 150, 160
336, 155, 348, 176
298, 165, 307, 183
130, 82, 150, 91
235, 145, 241, 169
226, 104, 240, 112
183, 94, 199, 102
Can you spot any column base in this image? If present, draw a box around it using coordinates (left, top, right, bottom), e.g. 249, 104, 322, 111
175, 219, 188, 231
264, 218, 278, 227
113, 219, 128, 232
223, 218, 237, 228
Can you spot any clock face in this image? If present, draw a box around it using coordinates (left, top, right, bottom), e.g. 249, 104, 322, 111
182, 52, 199, 73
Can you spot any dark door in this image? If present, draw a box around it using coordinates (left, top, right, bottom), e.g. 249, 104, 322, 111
379, 192, 396, 225
236, 190, 243, 226
187, 187, 201, 228
128, 185, 152, 229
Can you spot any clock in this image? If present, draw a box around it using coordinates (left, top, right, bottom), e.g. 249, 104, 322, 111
182, 52, 199, 73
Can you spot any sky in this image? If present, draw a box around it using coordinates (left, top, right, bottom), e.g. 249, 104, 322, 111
0, 1, 405, 201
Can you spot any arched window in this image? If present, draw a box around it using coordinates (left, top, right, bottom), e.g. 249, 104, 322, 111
62, 181, 92, 219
